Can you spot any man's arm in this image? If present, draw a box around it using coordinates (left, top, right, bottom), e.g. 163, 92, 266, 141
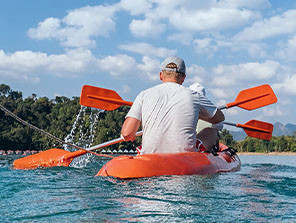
121, 117, 141, 141
199, 109, 225, 124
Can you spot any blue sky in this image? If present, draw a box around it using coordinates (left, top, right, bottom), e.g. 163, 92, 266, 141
1, 0, 296, 127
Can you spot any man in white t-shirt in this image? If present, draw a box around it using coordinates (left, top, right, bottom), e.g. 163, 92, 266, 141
121, 56, 224, 154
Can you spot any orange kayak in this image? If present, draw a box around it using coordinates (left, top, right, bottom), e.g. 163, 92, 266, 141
96, 146, 241, 179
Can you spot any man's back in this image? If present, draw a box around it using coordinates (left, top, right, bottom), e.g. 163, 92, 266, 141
127, 82, 216, 154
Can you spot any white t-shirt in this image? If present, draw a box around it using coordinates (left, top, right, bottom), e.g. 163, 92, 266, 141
126, 82, 217, 154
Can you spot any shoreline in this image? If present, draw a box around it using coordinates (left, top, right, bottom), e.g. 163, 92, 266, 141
238, 152, 296, 155
1, 150, 296, 156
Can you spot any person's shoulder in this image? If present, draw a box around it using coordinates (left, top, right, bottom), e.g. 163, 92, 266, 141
136, 84, 163, 98
142, 83, 163, 92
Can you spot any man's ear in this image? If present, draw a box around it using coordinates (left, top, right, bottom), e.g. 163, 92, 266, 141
159, 72, 163, 81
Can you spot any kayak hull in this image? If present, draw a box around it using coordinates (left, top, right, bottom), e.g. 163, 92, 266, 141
96, 149, 241, 179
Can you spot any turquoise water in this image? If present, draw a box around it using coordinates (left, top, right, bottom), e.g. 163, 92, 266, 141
1, 154, 295, 222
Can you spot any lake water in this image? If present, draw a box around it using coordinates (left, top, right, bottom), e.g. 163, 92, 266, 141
0, 154, 295, 222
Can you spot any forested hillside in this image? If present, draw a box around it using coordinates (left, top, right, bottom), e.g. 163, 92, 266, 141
0, 84, 139, 151
0, 84, 295, 152
219, 129, 296, 153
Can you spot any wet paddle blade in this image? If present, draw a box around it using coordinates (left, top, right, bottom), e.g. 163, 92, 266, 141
13, 149, 75, 169
12, 131, 136, 170
226, 84, 277, 110
80, 85, 133, 111
238, 120, 273, 140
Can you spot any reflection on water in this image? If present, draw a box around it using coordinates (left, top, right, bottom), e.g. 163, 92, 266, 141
0, 155, 295, 222
111, 175, 221, 222
237, 155, 296, 222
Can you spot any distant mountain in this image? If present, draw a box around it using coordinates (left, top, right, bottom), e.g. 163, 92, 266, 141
286, 123, 296, 132
229, 130, 246, 141
273, 122, 296, 136
228, 122, 296, 141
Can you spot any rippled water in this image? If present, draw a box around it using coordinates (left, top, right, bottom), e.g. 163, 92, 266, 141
1, 154, 295, 222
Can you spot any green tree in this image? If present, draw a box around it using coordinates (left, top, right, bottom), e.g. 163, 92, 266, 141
219, 129, 237, 148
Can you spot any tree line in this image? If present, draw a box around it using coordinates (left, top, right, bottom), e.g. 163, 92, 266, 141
0, 84, 295, 152
0, 84, 139, 151
219, 129, 296, 153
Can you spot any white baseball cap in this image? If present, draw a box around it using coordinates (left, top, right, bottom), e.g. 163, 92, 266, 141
189, 83, 206, 96
161, 56, 186, 74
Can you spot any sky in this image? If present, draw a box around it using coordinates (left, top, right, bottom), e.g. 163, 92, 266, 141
1, 0, 296, 127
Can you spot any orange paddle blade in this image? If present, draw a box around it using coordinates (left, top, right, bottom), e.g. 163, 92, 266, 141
12, 131, 137, 170
237, 120, 273, 140
80, 85, 133, 111
12, 149, 87, 170
226, 84, 277, 110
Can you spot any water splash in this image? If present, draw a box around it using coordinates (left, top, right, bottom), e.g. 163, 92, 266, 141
64, 106, 104, 168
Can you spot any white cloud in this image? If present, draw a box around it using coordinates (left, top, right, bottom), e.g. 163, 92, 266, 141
234, 10, 296, 41
129, 19, 166, 37
0, 50, 47, 71
96, 54, 160, 80
0, 48, 97, 80
119, 0, 152, 15
28, 5, 117, 48
0, 47, 163, 82
186, 65, 208, 85
216, 99, 227, 108
191, 36, 267, 58
24, 0, 272, 55
216, 38, 267, 58
209, 88, 232, 99
0, 50, 44, 82
47, 48, 97, 75
275, 35, 296, 61
96, 54, 137, 77
28, 17, 61, 40
223, 107, 240, 116
218, 0, 271, 9
170, 7, 259, 32
263, 106, 285, 117
122, 0, 261, 40
272, 74, 296, 96
211, 60, 280, 87
231, 41, 267, 58
168, 33, 193, 45
194, 38, 213, 49
119, 43, 176, 58
121, 84, 131, 94
193, 38, 218, 57
186, 75, 203, 87
137, 56, 160, 80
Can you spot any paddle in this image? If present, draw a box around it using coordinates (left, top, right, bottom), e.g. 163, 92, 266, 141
223, 120, 273, 140
13, 84, 276, 169
80, 84, 277, 111
219, 84, 277, 110
13, 131, 143, 169
13, 118, 272, 169
80, 85, 133, 111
